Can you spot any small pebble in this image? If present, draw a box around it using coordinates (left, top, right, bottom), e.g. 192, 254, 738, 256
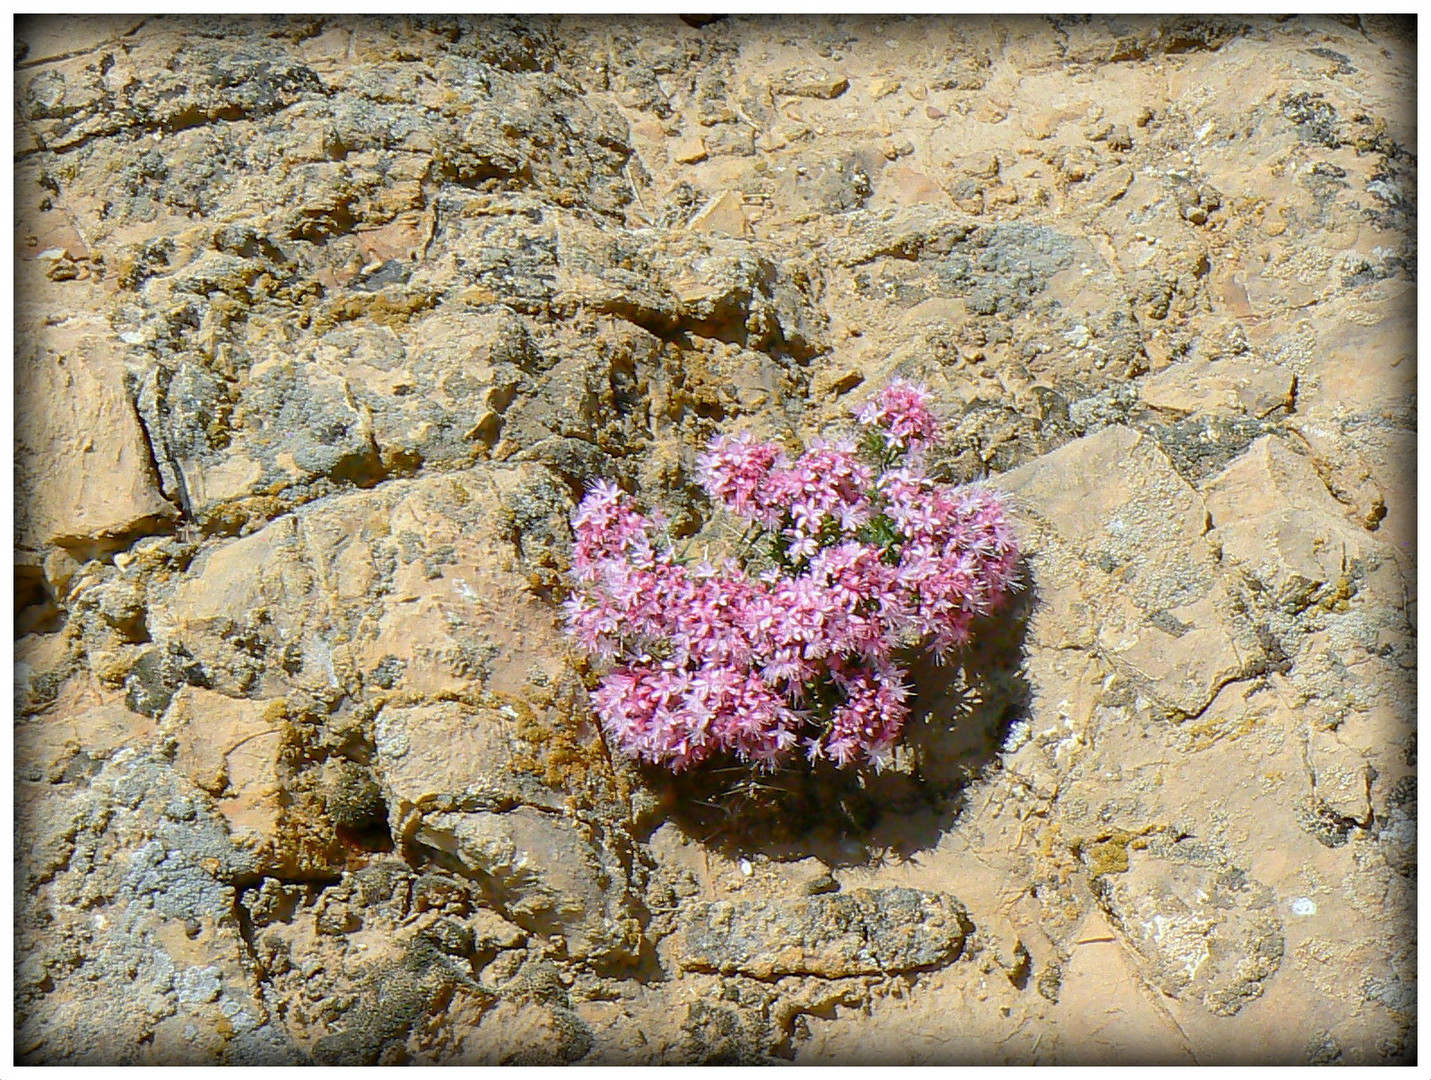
803, 872, 840, 896
1290, 897, 1318, 917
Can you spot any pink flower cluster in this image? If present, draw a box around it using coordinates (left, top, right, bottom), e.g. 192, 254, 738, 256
564, 380, 1019, 772
857, 378, 939, 451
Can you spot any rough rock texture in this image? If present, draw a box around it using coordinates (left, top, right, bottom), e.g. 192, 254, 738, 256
682, 888, 970, 978
14, 14, 1413, 1065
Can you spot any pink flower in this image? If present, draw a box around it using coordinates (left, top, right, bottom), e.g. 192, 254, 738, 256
858, 379, 939, 453
697, 434, 787, 527
563, 380, 1018, 773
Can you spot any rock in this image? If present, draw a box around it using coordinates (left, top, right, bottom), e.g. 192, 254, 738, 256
148, 516, 306, 697
148, 465, 579, 701
1377, 776, 1415, 878
877, 166, 948, 208
680, 887, 970, 978
458, 998, 593, 1065
419, 807, 638, 962
11, 12, 1417, 1066
471, 907, 527, 951
23, 37, 323, 153
1097, 856, 1284, 1017
15, 750, 292, 1064
1000, 425, 1259, 715
311, 941, 462, 1065
162, 688, 340, 876
1284, 420, 1387, 530
15, 324, 177, 555
773, 68, 849, 99
687, 190, 749, 238
443, 66, 634, 217
1305, 724, 1376, 825
680, 998, 767, 1064
165, 688, 282, 797
1202, 435, 1394, 613
671, 136, 708, 164
163, 689, 286, 841
868, 77, 901, 100
14, 14, 143, 66
783, 152, 872, 215
1140, 357, 1295, 419
374, 699, 568, 819
374, 697, 636, 962
230, 354, 382, 487
824, 205, 970, 266
15, 699, 154, 784
654, 237, 821, 351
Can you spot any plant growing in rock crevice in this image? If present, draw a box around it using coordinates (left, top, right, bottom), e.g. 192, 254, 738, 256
564, 381, 1019, 772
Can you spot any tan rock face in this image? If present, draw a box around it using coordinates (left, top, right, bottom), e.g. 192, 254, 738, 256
1203, 436, 1395, 614
1001, 425, 1262, 716
680, 888, 969, 978
161, 687, 345, 878
15, 699, 155, 784
376, 696, 635, 962
1140, 357, 1295, 419
14, 13, 1412, 1067
15, 324, 176, 554
166, 687, 283, 798
687, 190, 749, 237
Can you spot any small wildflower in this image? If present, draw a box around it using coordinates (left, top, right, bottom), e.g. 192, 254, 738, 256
857, 379, 939, 454
564, 380, 1018, 771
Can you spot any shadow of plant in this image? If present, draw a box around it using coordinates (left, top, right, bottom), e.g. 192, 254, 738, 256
636, 570, 1035, 868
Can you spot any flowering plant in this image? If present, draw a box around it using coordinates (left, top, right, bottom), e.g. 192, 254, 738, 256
563, 380, 1019, 772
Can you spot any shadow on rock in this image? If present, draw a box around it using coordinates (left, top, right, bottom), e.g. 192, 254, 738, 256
638, 577, 1035, 868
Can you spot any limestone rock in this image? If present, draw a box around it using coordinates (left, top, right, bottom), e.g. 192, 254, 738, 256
1097, 856, 1284, 1017
773, 68, 849, 99
671, 137, 708, 165
15, 699, 155, 784
1285, 420, 1387, 530
374, 699, 567, 820
15, 751, 298, 1064
11, 12, 1416, 1066
1000, 425, 1260, 714
418, 807, 639, 963
1140, 356, 1295, 418
164, 688, 284, 810
148, 465, 576, 701
161, 688, 341, 877
15, 326, 176, 554
687, 190, 749, 238
375, 697, 636, 963
680, 887, 970, 978
1202, 436, 1394, 613
1003, 426, 1216, 613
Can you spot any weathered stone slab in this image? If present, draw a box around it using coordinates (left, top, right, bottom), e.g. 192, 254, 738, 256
15, 326, 177, 553
1098, 856, 1284, 1017
680, 887, 970, 978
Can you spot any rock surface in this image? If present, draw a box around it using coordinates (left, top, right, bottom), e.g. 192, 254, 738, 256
14, 13, 1413, 1066
681, 888, 970, 978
